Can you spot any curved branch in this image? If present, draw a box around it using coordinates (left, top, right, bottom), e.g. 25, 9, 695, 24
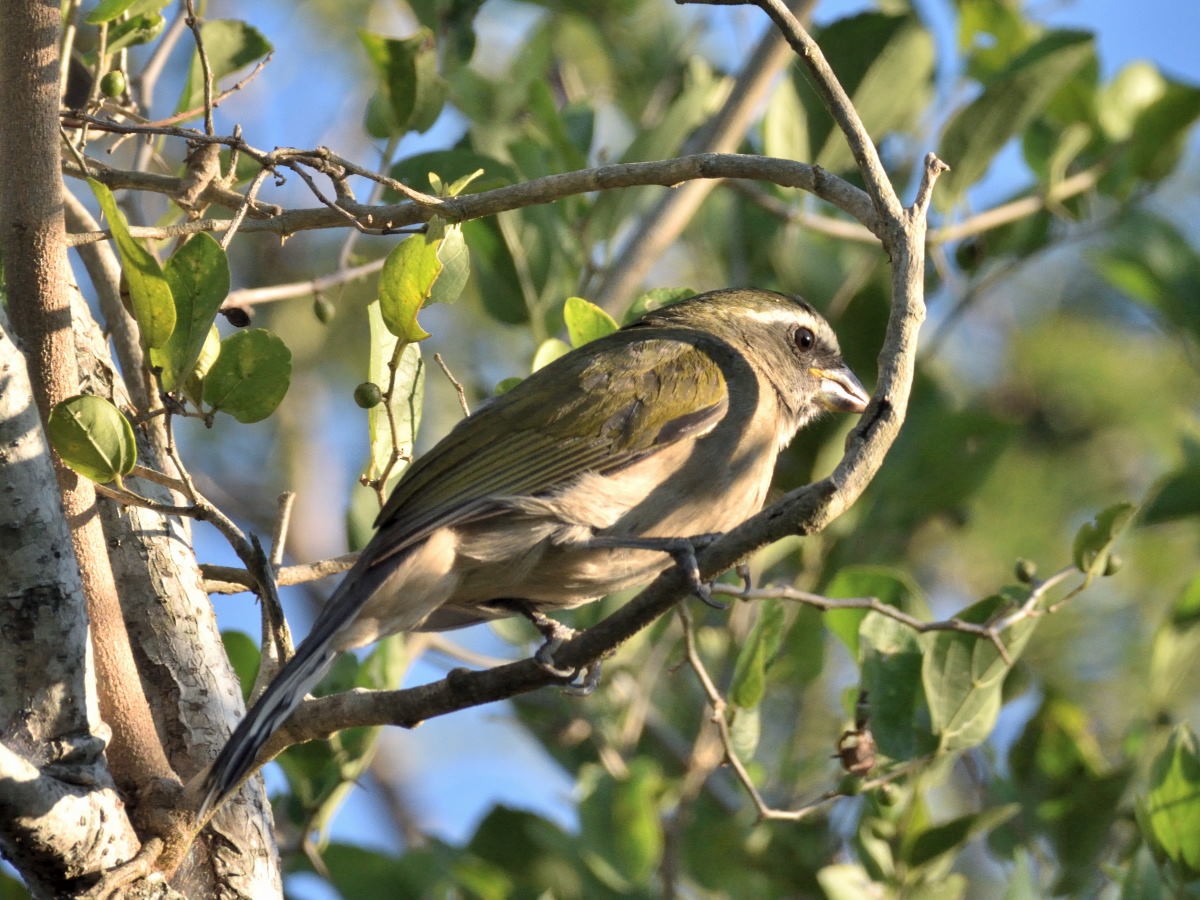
66, 151, 879, 245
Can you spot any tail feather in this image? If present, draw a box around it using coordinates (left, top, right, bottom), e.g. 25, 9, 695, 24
199, 638, 337, 817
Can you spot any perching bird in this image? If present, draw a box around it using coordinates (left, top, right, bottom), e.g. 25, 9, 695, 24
199, 288, 869, 815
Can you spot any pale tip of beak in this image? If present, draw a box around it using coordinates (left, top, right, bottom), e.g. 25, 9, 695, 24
811, 366, 870, 414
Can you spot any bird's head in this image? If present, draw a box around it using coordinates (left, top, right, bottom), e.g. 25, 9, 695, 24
635, 288, 870, 433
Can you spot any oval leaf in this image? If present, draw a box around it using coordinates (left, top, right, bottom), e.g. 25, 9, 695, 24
922, 590, 1038, 753
428, 225, 470, 306
203, 329, 292, 423
1139, 723, 1200, 878
378, 234, 439, 341
48, 394, 137, 484
938, 31, 1095, 206
156, 233, 229, 391
563, 296, 618, 348
178, 19, 272, 111
89, 178, 176, 349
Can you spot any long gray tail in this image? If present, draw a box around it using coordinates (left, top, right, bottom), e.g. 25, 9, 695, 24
198, 632, 337, 817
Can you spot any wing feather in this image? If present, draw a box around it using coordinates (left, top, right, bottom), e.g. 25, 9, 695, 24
367, 327, 730, 565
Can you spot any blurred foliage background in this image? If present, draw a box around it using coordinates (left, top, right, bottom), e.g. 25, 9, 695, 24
29, 0, 1200, 896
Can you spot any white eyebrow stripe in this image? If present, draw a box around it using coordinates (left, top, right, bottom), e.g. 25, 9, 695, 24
739, 306, 815, 327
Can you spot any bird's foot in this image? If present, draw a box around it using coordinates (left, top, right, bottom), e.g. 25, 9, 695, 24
587, 533, 728, 610
510, 602, 600, 693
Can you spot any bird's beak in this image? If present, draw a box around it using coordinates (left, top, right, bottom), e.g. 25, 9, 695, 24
810, 365, 870, 414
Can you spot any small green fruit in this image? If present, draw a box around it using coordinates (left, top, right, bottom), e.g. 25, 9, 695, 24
313, 296, 335, 324
354, 382, 383, 409
1014, 558, 1037, 583
100, 70, 127, 98
1103, 554, 1123, 577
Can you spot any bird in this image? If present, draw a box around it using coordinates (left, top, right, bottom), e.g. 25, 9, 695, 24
198, 287, 870, 816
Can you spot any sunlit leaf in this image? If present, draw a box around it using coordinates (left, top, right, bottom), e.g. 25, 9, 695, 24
532, 338, 570, 372
563, 296, 618, 348
156, 234, 229, 391
106, 13, 165, 54
378, 234, 440, 341
47, 395, 137, 484
429, 225, 470, 306
88, 178, 175, 349
178, 20, 272, 111
203, 329, 292, 423
86, 0, 166, 25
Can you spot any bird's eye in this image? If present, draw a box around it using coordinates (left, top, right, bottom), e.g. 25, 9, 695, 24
793, 326, 816, 352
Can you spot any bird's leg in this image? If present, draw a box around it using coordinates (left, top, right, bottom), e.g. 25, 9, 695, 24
585, 533, 728, 610
499, 600, 601, 694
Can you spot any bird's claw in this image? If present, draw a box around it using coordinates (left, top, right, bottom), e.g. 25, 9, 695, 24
515, 603, 600, 692
660, 535, 727, 610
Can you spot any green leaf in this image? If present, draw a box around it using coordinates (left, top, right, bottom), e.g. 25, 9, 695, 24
88, 178, 175, 349
611, 759, 664, 882
203, 329, 292, 423
360, 29, 446, 135
762, 74, 810, 164
362, 300, 425, 495
47, 395, 137, 484
1093, 213, 1200, 346
175, 19, 270, 110
938, 31, 1094, 206
1098, 61, 1169, 142
958, 0, 1039, 81
155, 234, 229, 391
795, 13, 935, 173
1122, 76, 1200, 183
428, 224, 470, 306
824, 566, 928, 662
1071, 501, 1136, 576
389, 150, 516, 198
730, 599, 787, 709
624, 287, 697, 324
378, 234, 440, 341
220, 630, 260, 702
563, 296, 619, 348
859, 610, 934, 760
904, 805, 1020, 871
1139, 724, 1200, 878
178, 20, 272, 111
817, 864, 883, 900
923, 591, 1038, 753
86, 0, 167, 25
532, 338, 570, 372
106, 13, 165, 54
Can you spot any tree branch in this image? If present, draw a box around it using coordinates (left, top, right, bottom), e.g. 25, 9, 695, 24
65, 149, 879, 245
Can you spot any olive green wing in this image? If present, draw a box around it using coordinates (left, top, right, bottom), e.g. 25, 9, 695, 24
368, 328, 729, 559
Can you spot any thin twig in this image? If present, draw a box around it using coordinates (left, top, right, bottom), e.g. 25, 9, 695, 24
183, 0, 215, 136
225, 257, 386, 308
433, 353, 470, 416
221, 163, 272, 250
270, 492, 296, 568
